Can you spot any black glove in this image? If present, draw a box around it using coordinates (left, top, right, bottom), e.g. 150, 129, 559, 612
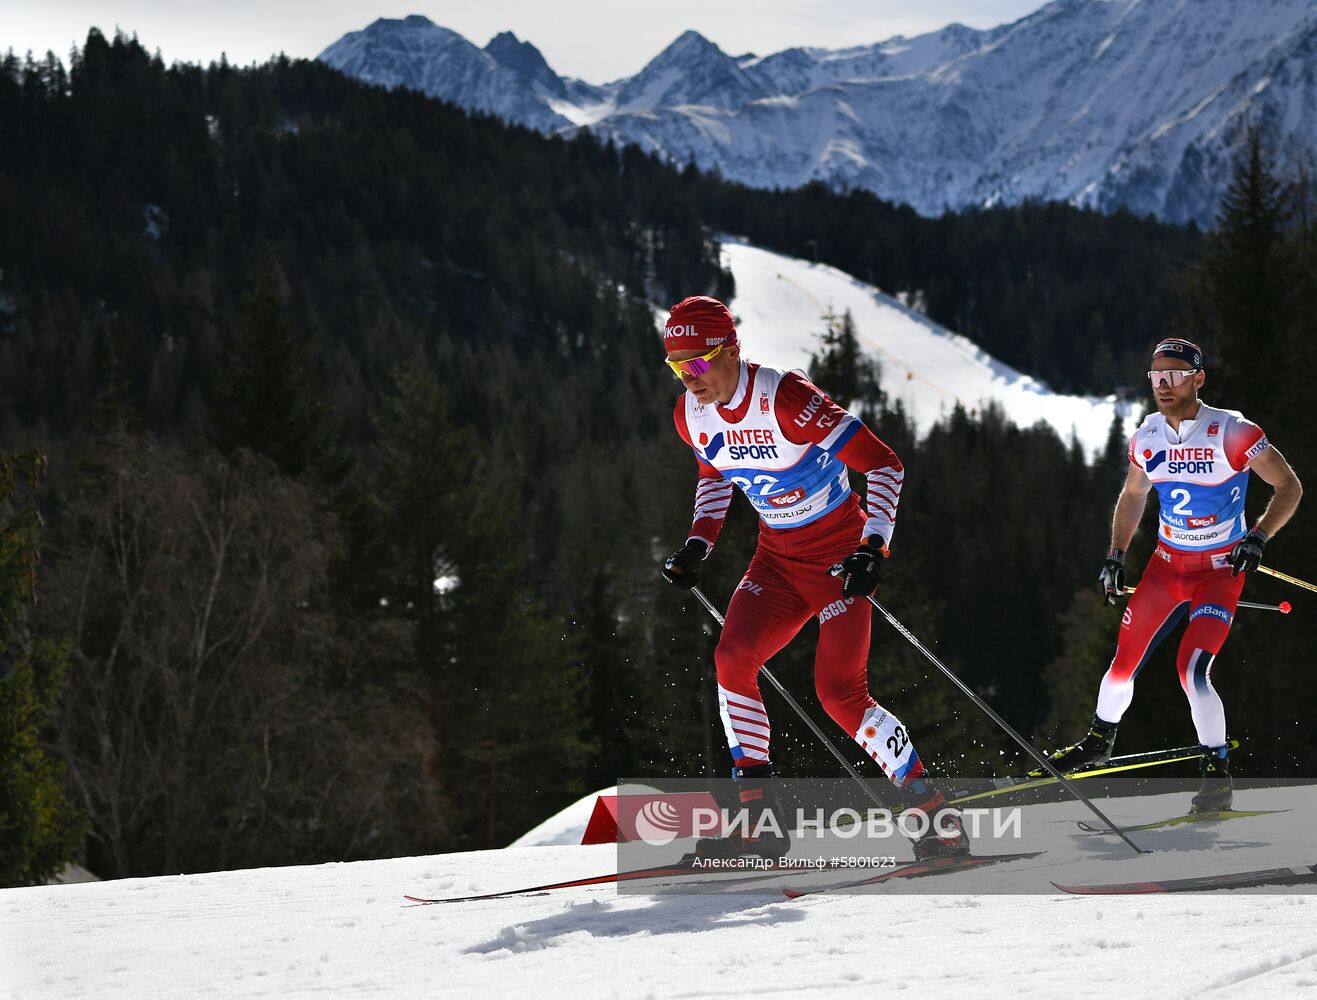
1228, 529, 1268, 577
662, 538, 708, 588
1098, 548, 1125, 606
840, 538, 886, 598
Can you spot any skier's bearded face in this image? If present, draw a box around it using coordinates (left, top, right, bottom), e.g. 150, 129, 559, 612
1150, 360, 1203, 420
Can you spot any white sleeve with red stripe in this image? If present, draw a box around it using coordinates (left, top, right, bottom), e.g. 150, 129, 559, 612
775, 371, 904, 546
861, 464, 903, 545
689, 467, 733, 548
674, 396, 732, 549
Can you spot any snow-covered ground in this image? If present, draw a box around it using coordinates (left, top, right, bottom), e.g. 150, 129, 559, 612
5, 786, 1315, 999
718, 236, 1137, 455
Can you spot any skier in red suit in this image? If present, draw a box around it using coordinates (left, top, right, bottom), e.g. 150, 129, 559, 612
1049, 338, 1302, 812
660, 295, 966, 861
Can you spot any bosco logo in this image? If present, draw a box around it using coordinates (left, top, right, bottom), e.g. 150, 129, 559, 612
818, 598, 853, 624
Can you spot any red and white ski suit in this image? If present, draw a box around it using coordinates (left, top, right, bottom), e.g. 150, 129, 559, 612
675, 361, 927, 788
1096, 404, 1270, 747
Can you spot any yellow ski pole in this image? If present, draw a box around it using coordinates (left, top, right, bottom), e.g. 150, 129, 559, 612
1256, 564, 1317, 594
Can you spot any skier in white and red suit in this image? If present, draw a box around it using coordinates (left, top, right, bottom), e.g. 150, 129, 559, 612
659, 295, 966, 861
1049, 337, 1302, 813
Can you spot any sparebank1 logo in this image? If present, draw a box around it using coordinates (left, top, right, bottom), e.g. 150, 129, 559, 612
632, 799, 683, 846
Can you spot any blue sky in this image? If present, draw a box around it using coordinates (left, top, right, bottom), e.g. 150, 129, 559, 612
3, 1, 1052, 82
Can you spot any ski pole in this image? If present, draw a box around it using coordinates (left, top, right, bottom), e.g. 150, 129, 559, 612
841, 575, 1149, 855
687, 586, 891, 814
1256, 564, 1317, 595
1123, 587, 1291, 614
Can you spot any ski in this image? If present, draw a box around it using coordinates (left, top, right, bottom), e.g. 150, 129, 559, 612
404, 862, 697, 904
1053, 863, 1317, 895
781, 850, 1044, 899
404, 857, 854, 904
947, 739, 1241, 806
1077, 809, 1289, 834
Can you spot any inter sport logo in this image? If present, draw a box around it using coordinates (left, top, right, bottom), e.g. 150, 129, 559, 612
700, 432, 726, 462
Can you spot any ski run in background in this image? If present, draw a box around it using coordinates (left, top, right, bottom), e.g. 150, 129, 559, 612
715, 236, 1137, 455
5, 785, 1316, 999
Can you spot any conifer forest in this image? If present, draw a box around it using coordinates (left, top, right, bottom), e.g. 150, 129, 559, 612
1, 32, 1314, 884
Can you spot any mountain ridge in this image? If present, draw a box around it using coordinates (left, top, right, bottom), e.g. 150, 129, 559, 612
319, 2, 1315, 227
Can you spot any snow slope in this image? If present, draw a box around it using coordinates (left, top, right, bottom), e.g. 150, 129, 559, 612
4, 787, 1315, 1000
717, 237, 1135, 453
508, 785, 615, 847
509, 784, 662, 848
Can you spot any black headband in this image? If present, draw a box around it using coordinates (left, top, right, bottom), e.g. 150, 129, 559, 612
1151, 339, 1203, 370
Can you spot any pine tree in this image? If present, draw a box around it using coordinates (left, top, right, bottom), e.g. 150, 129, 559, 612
210, 264, 336, 480
1203, 125, 1303, 413
0, 449, 84, 886
371, 365, 592, 849
1039, 588, 1114, 749
371, 366, 469, 845
1194, 130, 1317, 772
448, 490, 590, 847
809, 308, 882, 412
1100, 411, 1131, 491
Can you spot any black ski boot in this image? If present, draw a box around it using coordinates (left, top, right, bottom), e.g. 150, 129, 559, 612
689, 763, 792, 862
901, 776, 970, 861
1190, 745, 1233, 814
1042, 716, 1119, 775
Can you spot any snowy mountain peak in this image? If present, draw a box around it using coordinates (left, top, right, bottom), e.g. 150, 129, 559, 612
319, 15, 487, 88
656, 29, 726, 63
485, 31, 567, 100
613, 30, 764, 111
318, 15, 571, 131
320, 0, 1317, 226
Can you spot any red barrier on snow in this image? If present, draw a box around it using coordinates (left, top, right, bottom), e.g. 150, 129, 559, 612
580, 792, 722, 846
